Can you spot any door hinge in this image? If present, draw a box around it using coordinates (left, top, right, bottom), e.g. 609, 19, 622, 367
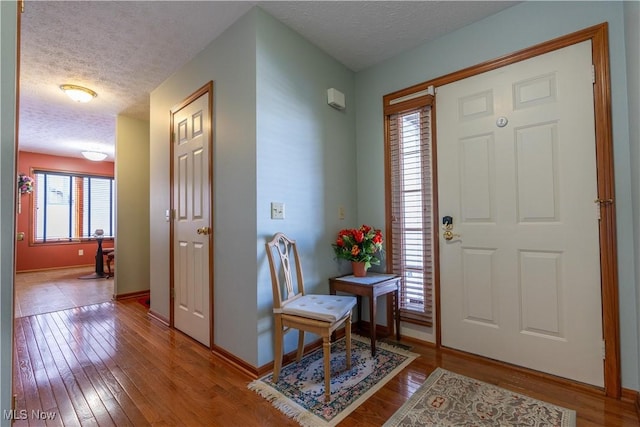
602, 340, 606, 359
591, 64, 596, 84
170, 288, 175, 299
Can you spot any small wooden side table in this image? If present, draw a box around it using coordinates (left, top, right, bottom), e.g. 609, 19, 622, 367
329, 273, 401, 356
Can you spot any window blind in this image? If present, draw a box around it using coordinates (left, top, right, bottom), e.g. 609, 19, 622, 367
387, 105, 434, 326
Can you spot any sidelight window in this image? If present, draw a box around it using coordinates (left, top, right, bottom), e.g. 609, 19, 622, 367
384, 87, 434, 326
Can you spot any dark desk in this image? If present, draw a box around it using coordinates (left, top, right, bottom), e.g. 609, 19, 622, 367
329, 273, 401, 356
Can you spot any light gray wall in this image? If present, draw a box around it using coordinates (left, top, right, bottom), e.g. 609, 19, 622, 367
354, 1, 638, 390
624, 0, 640, 392
254, 8, 355, 366
0, 1, 17, 422
115, 115, 150, 296
150, 10, 258, 364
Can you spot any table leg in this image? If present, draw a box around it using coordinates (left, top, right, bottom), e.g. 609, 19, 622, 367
370, 294, 377, 356
386, 293, 394, 337
395, 288, 401, 340
329, 288, 337, 341
357, 296, 362, 333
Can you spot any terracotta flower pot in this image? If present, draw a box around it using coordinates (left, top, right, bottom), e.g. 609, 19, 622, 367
352, 261, 368, 277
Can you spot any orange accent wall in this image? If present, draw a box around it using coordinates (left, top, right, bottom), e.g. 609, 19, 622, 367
16, 151, 115, 272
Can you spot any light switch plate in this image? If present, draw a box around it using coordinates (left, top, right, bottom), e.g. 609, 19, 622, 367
271, 202, 285, 219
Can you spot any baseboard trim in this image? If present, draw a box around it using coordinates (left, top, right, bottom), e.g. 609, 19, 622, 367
16, 264, 94, 274
115, 290, 149, 300
147, 310, 169, 326
211, 344, 261, 378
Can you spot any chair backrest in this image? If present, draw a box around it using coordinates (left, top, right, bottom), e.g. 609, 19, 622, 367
265, 233, 306, 310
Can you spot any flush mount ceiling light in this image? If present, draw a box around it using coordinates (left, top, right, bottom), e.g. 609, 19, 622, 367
60, 84, 97, 103
81, 151, 108, 161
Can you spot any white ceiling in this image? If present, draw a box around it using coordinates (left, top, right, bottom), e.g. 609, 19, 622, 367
18, 1, 518, 161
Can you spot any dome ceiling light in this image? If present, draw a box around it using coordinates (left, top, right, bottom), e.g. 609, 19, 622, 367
81, 151, 108, 161
60, 84, 97, 103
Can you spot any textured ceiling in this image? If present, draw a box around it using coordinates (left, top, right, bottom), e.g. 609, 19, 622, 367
18, 1, 518, 161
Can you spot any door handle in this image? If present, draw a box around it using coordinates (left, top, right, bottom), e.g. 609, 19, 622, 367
442, 223, 461, 241
442, 229, 461, 241
196, 227, 211, 235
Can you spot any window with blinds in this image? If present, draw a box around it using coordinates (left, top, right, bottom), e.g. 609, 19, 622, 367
33, 171, 114, 242
384, 87, 434, 326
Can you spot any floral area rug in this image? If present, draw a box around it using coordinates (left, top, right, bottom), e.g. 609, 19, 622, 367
384, 367, 576, 427
248, 335, 417, 427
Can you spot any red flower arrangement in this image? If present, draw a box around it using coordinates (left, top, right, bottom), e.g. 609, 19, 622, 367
332, 224, 384, 269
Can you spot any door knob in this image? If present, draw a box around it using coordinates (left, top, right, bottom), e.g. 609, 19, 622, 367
442, 229, 461, 241
442, 222, 460, 241
196, 227, 211, 235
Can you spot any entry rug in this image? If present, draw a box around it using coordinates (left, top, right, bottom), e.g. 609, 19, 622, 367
384, 367, 576, 427
248, 335, 418, 427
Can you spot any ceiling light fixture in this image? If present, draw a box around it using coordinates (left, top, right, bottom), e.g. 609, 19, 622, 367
81, 151, 108, 161
60, 84, 97, 103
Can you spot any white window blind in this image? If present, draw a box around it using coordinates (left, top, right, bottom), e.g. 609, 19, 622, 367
387, 105, 434, 325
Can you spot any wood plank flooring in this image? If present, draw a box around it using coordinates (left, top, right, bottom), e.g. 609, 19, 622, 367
14, 267, 113, 318
12, 299, 639, 426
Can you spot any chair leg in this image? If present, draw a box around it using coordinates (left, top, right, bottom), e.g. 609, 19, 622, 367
296, 330, 305, 362
345, 314, 352, 370
273, 317, 283, 382
322, 335, 331, 402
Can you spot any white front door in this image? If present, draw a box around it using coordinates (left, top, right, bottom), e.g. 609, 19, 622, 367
172, 89, 212, 347
437, 41, 603, 386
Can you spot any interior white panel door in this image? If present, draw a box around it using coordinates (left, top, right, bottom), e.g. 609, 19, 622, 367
173, 93, 211, 347
437, 41, 603, 386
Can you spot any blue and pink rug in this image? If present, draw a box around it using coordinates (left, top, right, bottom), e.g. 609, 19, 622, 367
248, 335, 418, 427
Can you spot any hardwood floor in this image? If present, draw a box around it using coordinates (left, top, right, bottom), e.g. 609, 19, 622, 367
12, 298, 639, 426
14, 267, 113, 318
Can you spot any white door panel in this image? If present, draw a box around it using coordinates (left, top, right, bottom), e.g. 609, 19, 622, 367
172, 92, 211, 347
438, 41, 603, 386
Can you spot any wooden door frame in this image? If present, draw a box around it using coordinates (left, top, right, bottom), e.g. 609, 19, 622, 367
168, 81, 215, 348
425, 23, 619, 397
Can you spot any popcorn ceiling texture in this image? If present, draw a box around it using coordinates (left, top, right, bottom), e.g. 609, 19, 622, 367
18, 1, 516, 160
19, 1, 253, 160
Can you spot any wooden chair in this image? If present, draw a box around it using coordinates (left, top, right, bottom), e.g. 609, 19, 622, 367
266, 232, 356, 401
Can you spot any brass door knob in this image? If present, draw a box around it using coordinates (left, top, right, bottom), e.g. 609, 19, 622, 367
442, 224, 461, 241
443, 230, 461, 241
196, 227, 211, 235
